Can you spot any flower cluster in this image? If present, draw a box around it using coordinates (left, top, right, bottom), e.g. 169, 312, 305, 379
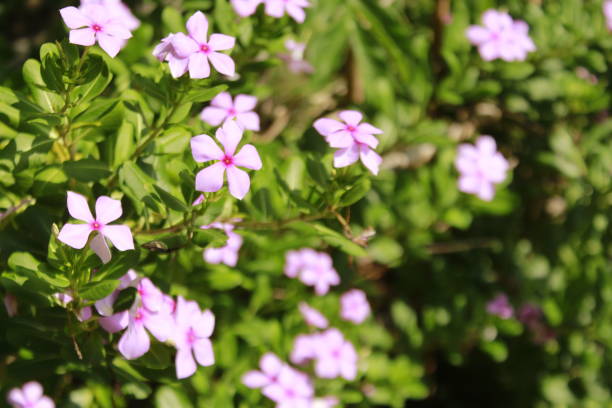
201, 222, 243, 266
231, 0, 310, 23
466, 9, 536, 62
284, 248, 340, 295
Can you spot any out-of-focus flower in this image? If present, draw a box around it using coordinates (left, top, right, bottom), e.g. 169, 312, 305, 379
201, 92, 260, 131
299, 302, 328, 329
172, 296, 215, 379
455, 136, 509, 201
605, 1, 612, 31
279, 40, 314, 74
312, 396, 340, 408
262, 365, 314, 407
59, 5, 132, 58
7, 381, 54, 408
314, 110, 383, 175
517, 303, 542, 327
284, 249, 340, 295
4, 293, 17, 317
201, 222, 243, 267
242, 353, 284, 388
192, 194, 206, 206
264, 0, 310, 23
486, 294, 514, 319
58, 191, 134, 264
291, 329, 358, 380
191, 120, 262, 200
290, 333, 319, 364
53, 291, 92, 322
81, 0, 140, 31
340, 289, 370, 324
231, 0, 262, 17
466, 10, 535, 61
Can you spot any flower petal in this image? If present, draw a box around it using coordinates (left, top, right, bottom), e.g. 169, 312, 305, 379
209, 33, 235, 51
333, 145, 360, 168
234, 94, 257, 112
171, 32, 199, 58
359, 146, 383, 175
101, 225, 134, 251
234, 144, 262, 170
261, 353, 283, 375
353, 132, 379, 149
58, 223, 92, 249
167, 55, 189, 78
104, 22, 133, 40
191, 134, 225, 162
466, 26, 490, 45
356, 122, 383, 135
313, 118, 344, 137
7, 389, 26, 406
23, 381, 43, 402
176, 348, 197, 379
195, 162, 226, 193
189, 52, 211, 79
194, 309, 215, 338
97, 33, 124, 58
226, 166, 251, 200
118, 321, 150, 360
193, 338, 215, 366
216, 120, 243, 155
326, 130, 354, 148
67, 191, 94, 222
210, 91, 233, 108
208, 52, 235, 76
236, 112, 260, 131
286, 3, 306, 23
95, 196, 123, 224
231, 0, 261, 17
200, 107, 228, 126
99, 310, 129, 333
144, 311, 174, 342
265, 0, 285, 17
339, 110, 363, 126
242, 371, 270, 388
60, 7, 91, 29
95, 291, 119, 316
90, 233, 112, 264
34, 397, 55, 408
186, 11, 209, 44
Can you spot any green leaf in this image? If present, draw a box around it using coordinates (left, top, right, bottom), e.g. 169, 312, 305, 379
290, 221, 367, 257
32, 165, 68, 196
162, 7, 184, 33
22, 59, 62, 112
113, 287, 137, 313
167, 102, 192, 124
339, 176, 371, 206
118, 162, 162, 212
193, 229, 228, 248
79, 279, 120, 301
208, 268, 243, 290
153, 184, 188, 212
94, 249, 141, 282
155, 385, 192, 408
184, 84, 228, 103
63, 158, 111, 182
74, 55, 112, 103
40, 43, 65, 93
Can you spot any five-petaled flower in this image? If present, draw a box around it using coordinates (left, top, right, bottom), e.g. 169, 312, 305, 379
201, 92, 260, 131
291, 329, 358, 380
454, 135, 509, 201
340, 289, 371, 324
314, 110, 384, 175
57, 191, 134, 264
60, 4, 133, 58
201, 222, 243, 266
80, 0, 140, 31
466, 9, 536, 62
231, 0, 262, 17
191, 120, 263, 200
265, 0, 310, 23
7, 381, 54, 408
285, 248, 340, 295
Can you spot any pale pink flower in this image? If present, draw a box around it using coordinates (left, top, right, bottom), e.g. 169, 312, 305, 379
169, 11, 236, 78
284, 249, 340, 295
7, 381, 54, 408
312, 328, 358, 380
314, 110, 383, 175
455, 135, 509, 201
59, 4, 132, 58
4, 293, 17, 317
264, 0, 310, 23
172, 296, 215, 379
262, 365, 314, 408
299, 302, 328, 329
200, 92, 260, 131
466, 10, 536, 62
340, 289, 370, 324
231, 0, 262, 17
312, 397, 340, 408
242, 352, 284, 388
279, 40, 314, 74
80, 0, 140, 31
201, 222, 243, 267
290, 333, 319, 364
192, 194, 206, 206
486, 294, 514, 319
605, 1, 612, 31
191, 120, 262, 200
57, 191, 134, 264
95, 270, 138, 317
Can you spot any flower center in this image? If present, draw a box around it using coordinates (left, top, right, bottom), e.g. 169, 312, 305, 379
346, 125, 357, 133
91, 221, 102, 230
92, 24, 102, 32
227, 108, 236, 117
187, 328, 197, 344
222, 155, 234, 166
200, 43, 211, 53
134, 309, 143, 322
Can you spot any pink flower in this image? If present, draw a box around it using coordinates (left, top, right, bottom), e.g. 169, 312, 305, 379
314, 110, 383, 175
95, 270, 138, 317
4, 293, 17, 317
53, 291, 92, 322
264, 0, 310, 23
262, 365, 314, 407
290, 333, 319, 364
57, 191, 134, 264
291, 329, 358, 380
231, 0, 262, 17
299, 302, 328, 329
80, 0, 140, 31
242, 352, 284, 388
312, 397, 340, 408
192, 194, 206, 206
455, 135, 509, 201
340, 289, 370, 324
279, 40, 314, 74
284, 249, 340, 295
191, 120, 262, 200
201, 222, 243, 266
200, 92, 260, 131
486, 294, 514, 319
605, 1, 612, 31
466, 10, 536, 62
172, 296, 215, 379
59, 4, 133, 58
168, 11, 236, 79
7, 381, 54, 408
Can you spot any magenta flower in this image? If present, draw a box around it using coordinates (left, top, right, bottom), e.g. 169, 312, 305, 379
201, 92, 260, 131
4, 293, 17, 317
169, 11, 236, 79
606, 1, 612, 31
191, 120, 263, 200
264, 0, 310, 23
80, 0, 140, 31
466, 10, 535, 62
314, 110, 383, 175
59, 4, 132, 58
7, 382, 54, 408
486, 294, 514, 319
231, 0, 262, 17
284, 248, 340, 295
57, 191, 134, 264
312, 329, 358, 380
172, 296, 215, 379
299, 302, 328, 329
340, 289, 371, 324
455, 135, 509, 201
201, 222, 243, 267
242, 352, 284, 388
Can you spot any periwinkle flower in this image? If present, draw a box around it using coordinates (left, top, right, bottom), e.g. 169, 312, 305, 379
340, 289, 371, 324
201, 92, 260, 131
284, 249, 340, 295
80, 0, 140, 31
486, 294, 514, 319
466, 10, 535, 62
191, 120, 263, 200
314, 110, 383, 175
455, 136, 509, 201
59, 4, 133, 58
299, 302, 328, 329
57, 191, 134, 264
7, 382, 54, 408
264, 0, 310, 23
201, 222, 243, 267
